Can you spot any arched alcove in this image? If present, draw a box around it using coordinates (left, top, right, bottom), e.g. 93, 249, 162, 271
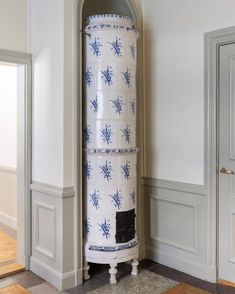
72, 0, 144, 285
82, 0, 133, 24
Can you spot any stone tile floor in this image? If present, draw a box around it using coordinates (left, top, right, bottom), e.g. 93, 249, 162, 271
1, 260, 235, 293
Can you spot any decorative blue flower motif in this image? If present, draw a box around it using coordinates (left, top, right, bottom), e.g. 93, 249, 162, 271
108, 37, 123, 58
84, 218, 92, 234
89, 95, 98, 113
121, 161, 131, 180
83, 125, 92, 145
84, 67, 93, 87
129, 44, 135, 59
84, 160, 92, 180
101, 66, 114, 86
110, 95, 123, 115
130, 189, 136, 204
89, 37, 102, 57
109, 190, 122, 209
101, 124, 112, 145
98, 219, 111, 239
129, 99, 135, 115
121, 68, 131, 87
89, 189, 100, 209
99, 160, 112, 181
121, 125, 131, 144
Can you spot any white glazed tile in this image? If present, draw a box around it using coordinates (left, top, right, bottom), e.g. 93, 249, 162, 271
125, 35, 137, 65
106, 91, 127, 120
84, 63, 98, 91
118, 62, 133, 91
97, 62, 117, 91
118, 121, 134, 148
85, 33, 104, 62
127, 92, 137, 120
95, 120, 118, 149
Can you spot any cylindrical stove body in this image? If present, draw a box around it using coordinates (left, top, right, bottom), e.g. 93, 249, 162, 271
83, 14, 139, 265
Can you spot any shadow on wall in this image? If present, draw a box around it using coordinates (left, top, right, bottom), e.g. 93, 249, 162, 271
82, 0, 132, 24
143, 24, 156, 175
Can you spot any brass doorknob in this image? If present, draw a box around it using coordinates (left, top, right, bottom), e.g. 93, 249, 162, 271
220, 167, 234, 174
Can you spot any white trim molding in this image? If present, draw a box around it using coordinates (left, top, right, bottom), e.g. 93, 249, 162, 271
30, 181, 75, 199
0, 49, 32, 270
30, 256, 81, 291
0, 212, 17, 230
204, 26, 235, 282
143, 177, 216, 282
30, 181, 77, 291
0, 165, 17, 174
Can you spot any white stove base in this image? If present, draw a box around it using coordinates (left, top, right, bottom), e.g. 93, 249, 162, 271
84, 244, 139, 284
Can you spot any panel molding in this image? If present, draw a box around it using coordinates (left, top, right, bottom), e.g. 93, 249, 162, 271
0, 165, 17, 174
34, 201, 56, 260
30, 181, 75, 199
30, 256, 82, 291
0, 211, 17, 230
142, 177, 207, 196
149, 193, 199, 255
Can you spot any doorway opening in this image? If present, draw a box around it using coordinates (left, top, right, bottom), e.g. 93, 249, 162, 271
0, 50, 31, 278
0, 62, 24, 277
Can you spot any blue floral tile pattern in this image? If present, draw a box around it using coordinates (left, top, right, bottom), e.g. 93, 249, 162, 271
89, 95, 98, 113
84, 67, 93, 87
121, 161, 131, 180
98, 219, 111, 239
130, 189, 136, 204
89, 37, 102, 57
84, 15, 138, 254
129, 44, 135, 59
89, 189, 100, 209
101, 66, 114, 86
122, 68, 131, 87
110, 95, 123, 115
129, 99, 135, 115
121, 125, 131, 144
84, 218, 92, 234
99, 160, 112, 181
83, 125, 92, 145
84, 160, 92, 180
101, 124, 112, 144
109, 189, 122, 209
108, 37, 122, 58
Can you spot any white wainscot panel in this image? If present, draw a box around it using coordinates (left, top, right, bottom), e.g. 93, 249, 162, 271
150, 194, 199, 254
34, 201, 56, 260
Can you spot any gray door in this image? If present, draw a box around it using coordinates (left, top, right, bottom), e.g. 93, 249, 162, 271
219, 43, 235, 283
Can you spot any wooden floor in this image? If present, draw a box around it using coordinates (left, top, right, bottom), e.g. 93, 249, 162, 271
0, 224, 24, 279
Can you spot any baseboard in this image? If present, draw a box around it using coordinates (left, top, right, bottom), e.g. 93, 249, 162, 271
146, 245, 216, 282
30, 256, 78, 291
0, 212, 17, 230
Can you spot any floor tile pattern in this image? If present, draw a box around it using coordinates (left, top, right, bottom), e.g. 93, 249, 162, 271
1, 260, 235, 293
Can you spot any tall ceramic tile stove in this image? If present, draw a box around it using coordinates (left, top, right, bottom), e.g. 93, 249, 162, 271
83, 14, 139, 284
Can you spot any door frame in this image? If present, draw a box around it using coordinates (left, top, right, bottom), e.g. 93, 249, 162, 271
0, 49, 32, 268
205, 26, 235, 281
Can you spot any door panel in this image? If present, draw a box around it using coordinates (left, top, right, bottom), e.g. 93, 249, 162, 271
219, 43, 235, 282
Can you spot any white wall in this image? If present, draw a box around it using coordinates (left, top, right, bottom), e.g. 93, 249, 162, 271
143, 0, 235, 185
31, 0, 65, 186
29, 0, 75, 289
0, 0, 28, 52
0, 64, 18, 229
0, 64, 17, 168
